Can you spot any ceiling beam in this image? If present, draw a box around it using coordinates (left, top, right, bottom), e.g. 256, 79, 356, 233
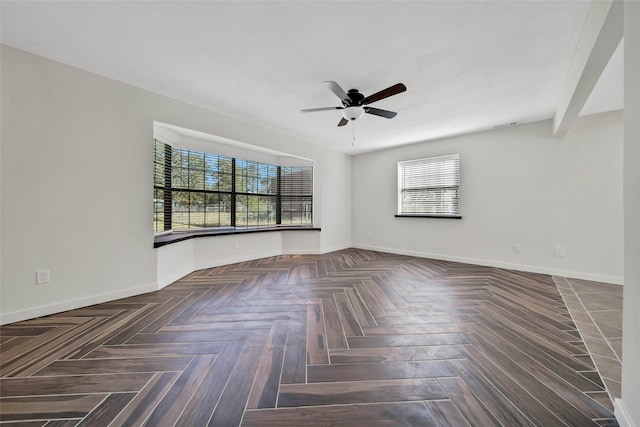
552, 0, 623, 137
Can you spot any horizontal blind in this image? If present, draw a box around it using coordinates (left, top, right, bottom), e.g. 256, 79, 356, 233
154, 139, 313, 232
281, 166, 313, 196
398, 154, 460, 215
281, 166, 313, 225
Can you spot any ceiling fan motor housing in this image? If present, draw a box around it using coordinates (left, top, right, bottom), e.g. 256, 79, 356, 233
345, 89, 365, 106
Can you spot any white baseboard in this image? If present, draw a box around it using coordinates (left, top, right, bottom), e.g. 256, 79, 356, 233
0, 282, 159, 325
320, 244, 352, 254
157, 269, 193, 289
282, 248, 322, 255
352, 243, 623, 284
615, 398, 635, 427
194, 250, 283, 271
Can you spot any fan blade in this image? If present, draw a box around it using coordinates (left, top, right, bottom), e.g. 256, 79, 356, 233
362, 83, 407, 105
364, 107, 397, 119
323, 81, 348, 102
338, 117, 349, 127
301, 106, 343, 112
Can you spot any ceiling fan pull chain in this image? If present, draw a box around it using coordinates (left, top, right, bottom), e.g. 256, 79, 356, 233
352, 120, 356, 146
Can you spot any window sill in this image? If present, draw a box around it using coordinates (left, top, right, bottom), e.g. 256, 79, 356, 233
395, 214, 462, 219
154, 226, 321, 248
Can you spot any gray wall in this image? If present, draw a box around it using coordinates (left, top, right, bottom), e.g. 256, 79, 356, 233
352, 113, 624, 283
0, 45, 352, 323
621, 1, 639, 425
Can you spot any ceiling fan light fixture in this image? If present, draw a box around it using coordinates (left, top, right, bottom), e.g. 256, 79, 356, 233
343, 106, 365, 121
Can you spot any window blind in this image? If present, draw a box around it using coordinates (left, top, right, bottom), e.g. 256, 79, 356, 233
280, 166, 313, 225
154, 139, 313, 232
398, 154, 460, 216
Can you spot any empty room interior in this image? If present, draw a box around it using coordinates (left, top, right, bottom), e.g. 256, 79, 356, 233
1, 1, 639, 426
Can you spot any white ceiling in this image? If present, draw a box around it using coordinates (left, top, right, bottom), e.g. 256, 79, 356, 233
0, 1, 623, 154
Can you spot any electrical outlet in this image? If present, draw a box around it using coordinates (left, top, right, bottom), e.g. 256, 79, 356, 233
233, 241, 239, 250
513, 243, 521, 253
367, 231, 372, 239
555, 246, 565, 257
36, 270, 50, 285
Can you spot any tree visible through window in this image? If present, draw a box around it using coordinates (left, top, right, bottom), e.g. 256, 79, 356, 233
154, 139, 313, 232
397, 154, 460, 217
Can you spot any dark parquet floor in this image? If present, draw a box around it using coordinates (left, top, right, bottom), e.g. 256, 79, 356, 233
0, 249, 618, 426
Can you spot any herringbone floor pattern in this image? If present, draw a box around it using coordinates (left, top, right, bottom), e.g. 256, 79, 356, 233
0, 249, 618, 426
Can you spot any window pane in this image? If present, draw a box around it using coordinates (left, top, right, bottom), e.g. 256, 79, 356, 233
281, 196, 312, 225
202, 193, 232, 228
190, 192, 205, 228
236, 194, 248, 227
154, 138, 313, 232
188, 152, 205, 190
172, 167, 187, 188
154, 188, 164, 232
154, 140, 166, 187
281, 166, 313, 195
172, 191, 190, 230
398, 154, 460, 215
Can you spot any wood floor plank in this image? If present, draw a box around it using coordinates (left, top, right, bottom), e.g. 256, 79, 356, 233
448, 359, 537, 426
0, 330, 72, 373
108, 371, 181, 426
347, 333, 468, 349
307, 360, 455, 383
279, 314, 307, 385
75, 392, 136, 426
174, 341, 245, 426
207, 331, 268, 427
459, 347, 597, 426
345, 288, 376, 327
242, 401, 439, 426
353, 282, 386, 320
470, 337, 602, 425
425, 399, 471, 427
472, 317, 603, 390
363, 278, 398, 310
166, 286, 226, 325
437, 376, 502, 427
362, 323, 474, 335
0, 248, 618, 427
246, 320, 288, 409
334, 293, 364, 337
141, 292, 207, 333
45, 420, 83, 426
143, 354, 217, 426
306, 303, 329, 365
33, 356, 193, 376
162, 319, 275, 332
0, 373, 154, 397
124, 329, 259, 345
84, 342, 224, 359
321, 297, 349, 350
278, 378, 447, 407
65, 304, 164, 359
480, 298, 587, 355
0, 394, 107, 422
3, 317, 119, 377
0, 326, 56, 337
330, 345, 466, 364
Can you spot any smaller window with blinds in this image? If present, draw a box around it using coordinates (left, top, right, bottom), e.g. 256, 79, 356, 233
397, 154, 461, 218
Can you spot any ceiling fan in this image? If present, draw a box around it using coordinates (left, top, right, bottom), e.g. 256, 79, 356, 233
301, 81, 407, 127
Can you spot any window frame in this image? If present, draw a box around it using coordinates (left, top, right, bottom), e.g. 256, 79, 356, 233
396, 154, 462, 219
154, 139, 313, 234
